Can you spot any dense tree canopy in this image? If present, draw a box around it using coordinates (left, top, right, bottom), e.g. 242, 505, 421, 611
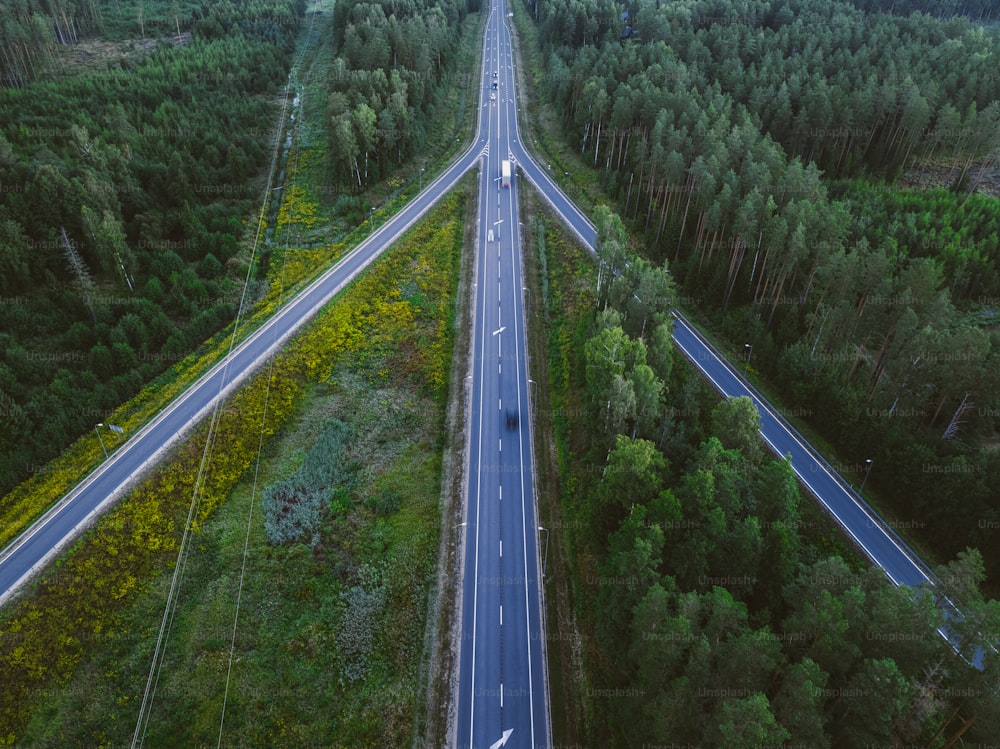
548, 206, 1000, 745
325, 0, 479, 187
0, 0, 305, 495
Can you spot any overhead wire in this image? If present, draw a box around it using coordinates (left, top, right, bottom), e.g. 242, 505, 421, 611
214, 8, 322, 744
131, 49, 300, 748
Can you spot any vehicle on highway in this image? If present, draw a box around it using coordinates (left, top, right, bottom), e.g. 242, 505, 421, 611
504, 409, 518, 429
501, 159, 511, 187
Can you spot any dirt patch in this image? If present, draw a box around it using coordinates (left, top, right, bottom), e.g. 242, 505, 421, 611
899, 157, 1000, 199
54, 31, 192, 75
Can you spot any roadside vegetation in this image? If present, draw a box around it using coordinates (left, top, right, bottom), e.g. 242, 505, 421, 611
532, 202, 1000, 746
0, 1, 477, 532
0, 190, 465, 746
0, 0, 483, 742
326, 0, 483, 190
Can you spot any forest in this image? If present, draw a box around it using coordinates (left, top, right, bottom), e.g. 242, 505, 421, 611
325, 0, 480, 187
0, 0, 310, 499
0, 0, 476, 505
0, 188, 465, 744
541, 206, 1000, 746
528, 0, 1000, 588
845, 0, 998, 20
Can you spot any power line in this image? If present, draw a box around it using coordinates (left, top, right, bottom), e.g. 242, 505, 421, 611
132, 64, 299, 749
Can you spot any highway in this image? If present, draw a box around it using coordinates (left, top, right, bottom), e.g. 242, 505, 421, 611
455, 2, 548, 748
0, 2, 553, 745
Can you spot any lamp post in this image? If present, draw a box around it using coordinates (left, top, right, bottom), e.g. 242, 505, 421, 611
538, 526, 549, 577
95, 423, 108, 458
860, 459, 874, 493
369, 207, 375, 234
744, 343, 753, 377
420, 167, 425, 190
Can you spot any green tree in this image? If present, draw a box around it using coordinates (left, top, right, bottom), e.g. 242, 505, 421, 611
597, 434, 668, 511
772, 658, 831, 749
828, 658, 913, 746
702, 693, 791, 748
629, 580, 688, 685
710, 396, 763, 467
646, 320, 674, 384
583, 323, 646, 439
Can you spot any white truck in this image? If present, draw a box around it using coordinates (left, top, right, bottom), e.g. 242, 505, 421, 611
501, 159, 511, 188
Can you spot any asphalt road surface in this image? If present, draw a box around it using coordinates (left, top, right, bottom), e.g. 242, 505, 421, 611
454, 2, 548, 747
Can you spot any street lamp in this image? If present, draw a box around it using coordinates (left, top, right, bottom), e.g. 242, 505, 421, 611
860, 459, 874, 493
538, 526, 549, 577
95, 423, 108, 458
744, 343, 753, 377
369, 207, 375, 234
420, 167, 425, 190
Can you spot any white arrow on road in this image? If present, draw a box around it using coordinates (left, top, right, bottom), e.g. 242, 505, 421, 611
490, 728, 513, 749
492, 326, 506, 336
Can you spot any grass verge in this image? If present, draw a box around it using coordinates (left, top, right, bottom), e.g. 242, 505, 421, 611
0, 189, 467, 746
520, 185, 598, 747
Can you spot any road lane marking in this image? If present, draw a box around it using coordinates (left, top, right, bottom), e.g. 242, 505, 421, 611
669, 319, 929, 588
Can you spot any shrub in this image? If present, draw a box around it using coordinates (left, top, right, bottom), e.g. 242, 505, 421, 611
337, 563, 385, 684
365, 488, 401, 516
262, 420, 354, 545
